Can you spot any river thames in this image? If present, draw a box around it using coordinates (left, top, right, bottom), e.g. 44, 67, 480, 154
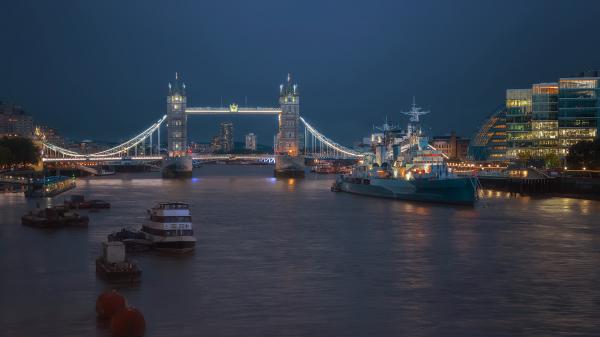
1, 165, 599, 337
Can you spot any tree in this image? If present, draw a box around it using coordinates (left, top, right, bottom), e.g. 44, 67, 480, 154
543, 153, 560, 169
0, 145, 11, 166
566, 138, 600, 170
0, 137, 41, 166
516, 151, 532, 164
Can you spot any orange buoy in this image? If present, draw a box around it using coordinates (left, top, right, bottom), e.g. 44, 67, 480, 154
96, 290, 127, 319
110, 307, 146, 337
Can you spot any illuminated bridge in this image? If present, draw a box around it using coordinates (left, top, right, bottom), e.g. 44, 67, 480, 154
40, 74, 366, 168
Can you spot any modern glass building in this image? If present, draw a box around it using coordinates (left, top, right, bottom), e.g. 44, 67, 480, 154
530, 83, 560, 157
468, 108, 507, 162
470, 71, 600, 163
505, 89, 532, 159
558, 75, 600, 154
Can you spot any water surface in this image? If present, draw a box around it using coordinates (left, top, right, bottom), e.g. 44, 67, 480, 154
1, 166, 599, 337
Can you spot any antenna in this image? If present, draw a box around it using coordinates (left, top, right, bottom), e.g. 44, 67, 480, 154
400, 97, 429, 123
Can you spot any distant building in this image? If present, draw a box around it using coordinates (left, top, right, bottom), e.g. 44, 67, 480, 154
0, 102, 34, 138
220, 122, 234, 153
189, 141, 211, 154
245, 133, 257, 151
37, 125, 65, 146
430, 132, 470, 161
210, 135, 222, 152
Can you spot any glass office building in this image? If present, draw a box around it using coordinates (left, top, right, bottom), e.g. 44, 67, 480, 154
469, 108, 507, 162
470, 71, 600, 163
558, 76, 599, 154
505, 89, 532, 159
530, 83, 560, 157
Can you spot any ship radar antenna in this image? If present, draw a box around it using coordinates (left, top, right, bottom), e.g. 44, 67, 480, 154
401, 97, 429, 123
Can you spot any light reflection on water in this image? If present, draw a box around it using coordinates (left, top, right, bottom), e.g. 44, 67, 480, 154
1, 166, 600, 337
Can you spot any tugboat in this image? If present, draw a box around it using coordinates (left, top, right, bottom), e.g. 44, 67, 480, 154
21, 206, 89, 228
142, 202, 196, 253
334, 99, 478, 205
96, 241, 142, 284
108, 228, 151, 252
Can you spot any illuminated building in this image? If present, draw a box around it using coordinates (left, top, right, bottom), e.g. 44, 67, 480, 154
471, 71, 600, 163
210, 135, 222, 152
37, 125, 64, 146
0, 102, 34, 138
558, 72, 600, 154
220, 121, 234, 153
468, 108, 507, 162
430, 131, 470, 161
505, 89, 533, 159
245, 133, 257, 151
530, 83, 560, 157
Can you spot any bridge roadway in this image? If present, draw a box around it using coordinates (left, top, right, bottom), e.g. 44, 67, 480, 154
42, 154, 276, 163
185, 106, 281, 115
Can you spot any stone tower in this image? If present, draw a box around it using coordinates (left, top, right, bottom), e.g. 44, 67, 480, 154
166, 73, 187, 155
274, 73, 305, 177
276, 73, 300, 155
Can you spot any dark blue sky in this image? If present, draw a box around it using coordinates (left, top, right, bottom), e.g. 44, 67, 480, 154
2, 0, 600, 145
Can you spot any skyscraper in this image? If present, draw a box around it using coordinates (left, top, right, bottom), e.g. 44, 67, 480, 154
245, 133, 257, 151
220, 122, 234, 153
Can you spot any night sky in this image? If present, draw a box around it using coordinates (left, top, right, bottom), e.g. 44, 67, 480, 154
2, 0, 600, 145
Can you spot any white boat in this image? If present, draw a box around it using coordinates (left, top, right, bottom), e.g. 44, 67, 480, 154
141, 202, 196, 253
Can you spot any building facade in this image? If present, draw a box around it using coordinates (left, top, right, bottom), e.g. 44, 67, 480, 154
505, 89, 533, 159
430, 132, 470, 161
220, 122, 234, 153
0, 102, 34, 138
210, 135, 222, 152
469, 108, 507, 162
558, 75, 599, 154
531, 83, 560, 157
245, 133, 257, 151
470, 71, 600, 163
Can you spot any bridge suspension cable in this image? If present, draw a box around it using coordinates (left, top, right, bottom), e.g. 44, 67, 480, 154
42, 115, 167, 158
299, 117, 365, 158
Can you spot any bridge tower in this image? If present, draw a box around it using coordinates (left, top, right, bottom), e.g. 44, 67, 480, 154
275, 73, 305, 177
166, 72, 187, 155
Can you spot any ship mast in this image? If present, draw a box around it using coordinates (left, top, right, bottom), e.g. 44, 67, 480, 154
400, 96, 429, 136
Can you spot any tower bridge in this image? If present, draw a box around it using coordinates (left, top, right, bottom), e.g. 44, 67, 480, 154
40, 73, 366, 175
